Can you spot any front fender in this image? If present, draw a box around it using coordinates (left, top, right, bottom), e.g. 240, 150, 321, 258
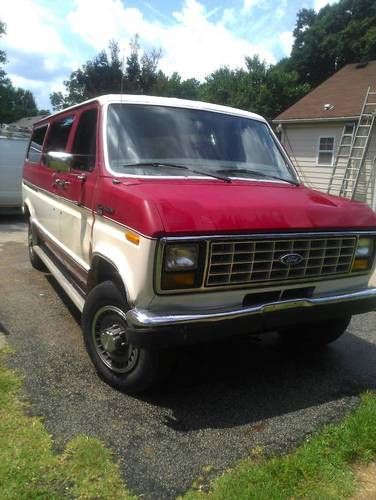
91, 217, 157, 309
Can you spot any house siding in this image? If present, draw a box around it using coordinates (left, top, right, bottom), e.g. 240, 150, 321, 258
280, 122, 376, 210
280, 123, 345, 192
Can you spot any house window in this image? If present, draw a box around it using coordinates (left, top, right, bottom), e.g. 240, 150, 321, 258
317, 137, 335, 166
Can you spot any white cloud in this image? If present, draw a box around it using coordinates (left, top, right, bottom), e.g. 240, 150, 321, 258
0, 0, 66, 55
279, 31, 294, 56
221, 7, 236, 25
242, 0, 262, 13
67, 0, 275, 81
8, 73, 64, 109
313, 0, 339, 11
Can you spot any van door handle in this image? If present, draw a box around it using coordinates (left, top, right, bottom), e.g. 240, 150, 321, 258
53, 178, 70, 188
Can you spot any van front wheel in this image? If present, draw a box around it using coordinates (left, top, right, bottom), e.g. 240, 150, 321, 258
82, 280, 172, 393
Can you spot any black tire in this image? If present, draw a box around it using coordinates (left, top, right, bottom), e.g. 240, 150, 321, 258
82, 280, 173, 393
278, 315, 351, 349
28, 220, 46, 271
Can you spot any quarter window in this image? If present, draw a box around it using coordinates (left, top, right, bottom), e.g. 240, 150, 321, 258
44, 115, 74, 154
27, 125, 48, 163
317, 137, 334, 166
71, 108, 98, 171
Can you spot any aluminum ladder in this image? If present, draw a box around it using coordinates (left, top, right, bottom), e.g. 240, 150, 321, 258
328, 86, 376, 200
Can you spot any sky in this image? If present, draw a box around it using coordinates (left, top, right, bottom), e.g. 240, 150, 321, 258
0, 0, 338, 110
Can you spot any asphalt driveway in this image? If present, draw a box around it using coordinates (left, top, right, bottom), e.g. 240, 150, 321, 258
1, 215, 376, 499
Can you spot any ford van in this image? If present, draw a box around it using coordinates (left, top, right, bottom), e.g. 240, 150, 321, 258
23, 95, 376, 393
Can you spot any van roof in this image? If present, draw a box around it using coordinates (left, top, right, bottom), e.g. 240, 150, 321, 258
34, 94, 266, 127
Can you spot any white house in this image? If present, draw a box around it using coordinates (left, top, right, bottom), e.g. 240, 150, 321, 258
273, 61, 376, 210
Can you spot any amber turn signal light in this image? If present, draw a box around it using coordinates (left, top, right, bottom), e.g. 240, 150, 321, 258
125, 231, 140, 246
162, 271, 196, 289
352, 258, 370, 271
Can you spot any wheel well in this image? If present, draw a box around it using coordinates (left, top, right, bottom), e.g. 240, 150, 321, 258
87, 256, 127, 297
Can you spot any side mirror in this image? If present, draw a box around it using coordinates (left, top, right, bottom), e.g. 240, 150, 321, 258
45, 151, 73, 172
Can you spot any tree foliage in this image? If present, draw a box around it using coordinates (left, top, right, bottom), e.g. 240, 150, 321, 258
290, 0, 376, 86
50, 38, 200, 111
200, 57, 309, 120
0, 19, 39, 124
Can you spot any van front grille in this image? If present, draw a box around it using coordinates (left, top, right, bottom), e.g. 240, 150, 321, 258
206, 236, 357, 287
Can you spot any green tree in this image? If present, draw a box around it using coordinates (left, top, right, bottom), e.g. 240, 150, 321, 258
290, 0, 376, 86
0, 20, 39, 123
0, 20, 6, 83
199, 56, 308, 121
50, 40, 123, 110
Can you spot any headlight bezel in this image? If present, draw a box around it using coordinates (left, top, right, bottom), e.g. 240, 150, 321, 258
352, 237, 376, 273
156, 239, 207, 292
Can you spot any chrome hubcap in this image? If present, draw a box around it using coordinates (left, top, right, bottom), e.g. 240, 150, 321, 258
92, 306, 139, 374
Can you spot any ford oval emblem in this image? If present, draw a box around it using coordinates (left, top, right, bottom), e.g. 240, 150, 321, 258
279, 253, 304, 266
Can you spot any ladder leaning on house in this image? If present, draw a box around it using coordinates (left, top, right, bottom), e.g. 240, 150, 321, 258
327, 86, 376, 203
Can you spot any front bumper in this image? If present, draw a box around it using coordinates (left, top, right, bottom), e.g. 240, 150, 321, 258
125, 288, 376, 347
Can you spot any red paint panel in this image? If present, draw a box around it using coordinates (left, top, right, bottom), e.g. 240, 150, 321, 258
97, 177, 376, 237
23, 161, 54, 194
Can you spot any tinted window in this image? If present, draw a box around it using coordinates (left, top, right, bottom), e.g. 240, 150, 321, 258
71, 108, 97, 171
45, 115, 74, 154
27, 125, 48, 163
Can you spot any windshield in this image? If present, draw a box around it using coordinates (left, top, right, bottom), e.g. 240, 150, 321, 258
106, 103, 298, 183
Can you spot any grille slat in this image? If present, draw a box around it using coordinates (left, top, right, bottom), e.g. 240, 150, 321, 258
206, 236, 357, 287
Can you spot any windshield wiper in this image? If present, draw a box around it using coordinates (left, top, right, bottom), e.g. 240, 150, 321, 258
120, 162, 231, 183
216, 167, 299, 186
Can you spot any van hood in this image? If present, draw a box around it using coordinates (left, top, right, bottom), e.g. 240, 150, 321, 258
103, 178, 376, 236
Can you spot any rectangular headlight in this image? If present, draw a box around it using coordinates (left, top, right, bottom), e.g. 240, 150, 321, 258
352, 237, 375, 272
164, 244, 199, 272
355, 238, 374, 258
160, 242, 205, 291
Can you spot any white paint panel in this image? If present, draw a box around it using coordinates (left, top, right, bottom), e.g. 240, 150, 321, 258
58, 200, 93, 268
22, 183, 59, 240
92, 217, 157, 308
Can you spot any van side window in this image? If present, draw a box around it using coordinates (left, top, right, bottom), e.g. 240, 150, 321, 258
27, 125, 48, 163
45, 115, 74, 154
71, 108, 98, 171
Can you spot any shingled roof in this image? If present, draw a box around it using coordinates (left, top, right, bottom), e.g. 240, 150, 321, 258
274, 61, 376, 122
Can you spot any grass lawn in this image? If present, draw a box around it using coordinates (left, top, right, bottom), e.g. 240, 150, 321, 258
183, 392, 376, 499
0, 344, 134, 499
2, 339, 376, 499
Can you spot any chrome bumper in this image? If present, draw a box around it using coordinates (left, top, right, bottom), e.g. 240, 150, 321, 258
126, 287, 376, 329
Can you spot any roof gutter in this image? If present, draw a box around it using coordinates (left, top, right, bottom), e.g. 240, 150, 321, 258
273, 115, 360, 124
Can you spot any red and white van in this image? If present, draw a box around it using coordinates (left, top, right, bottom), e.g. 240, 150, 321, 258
23, 95, 376, 393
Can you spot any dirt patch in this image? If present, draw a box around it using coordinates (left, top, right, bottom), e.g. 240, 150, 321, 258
353, 463, 376, 499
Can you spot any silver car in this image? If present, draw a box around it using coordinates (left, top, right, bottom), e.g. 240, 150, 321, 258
0, 133, 29, 212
